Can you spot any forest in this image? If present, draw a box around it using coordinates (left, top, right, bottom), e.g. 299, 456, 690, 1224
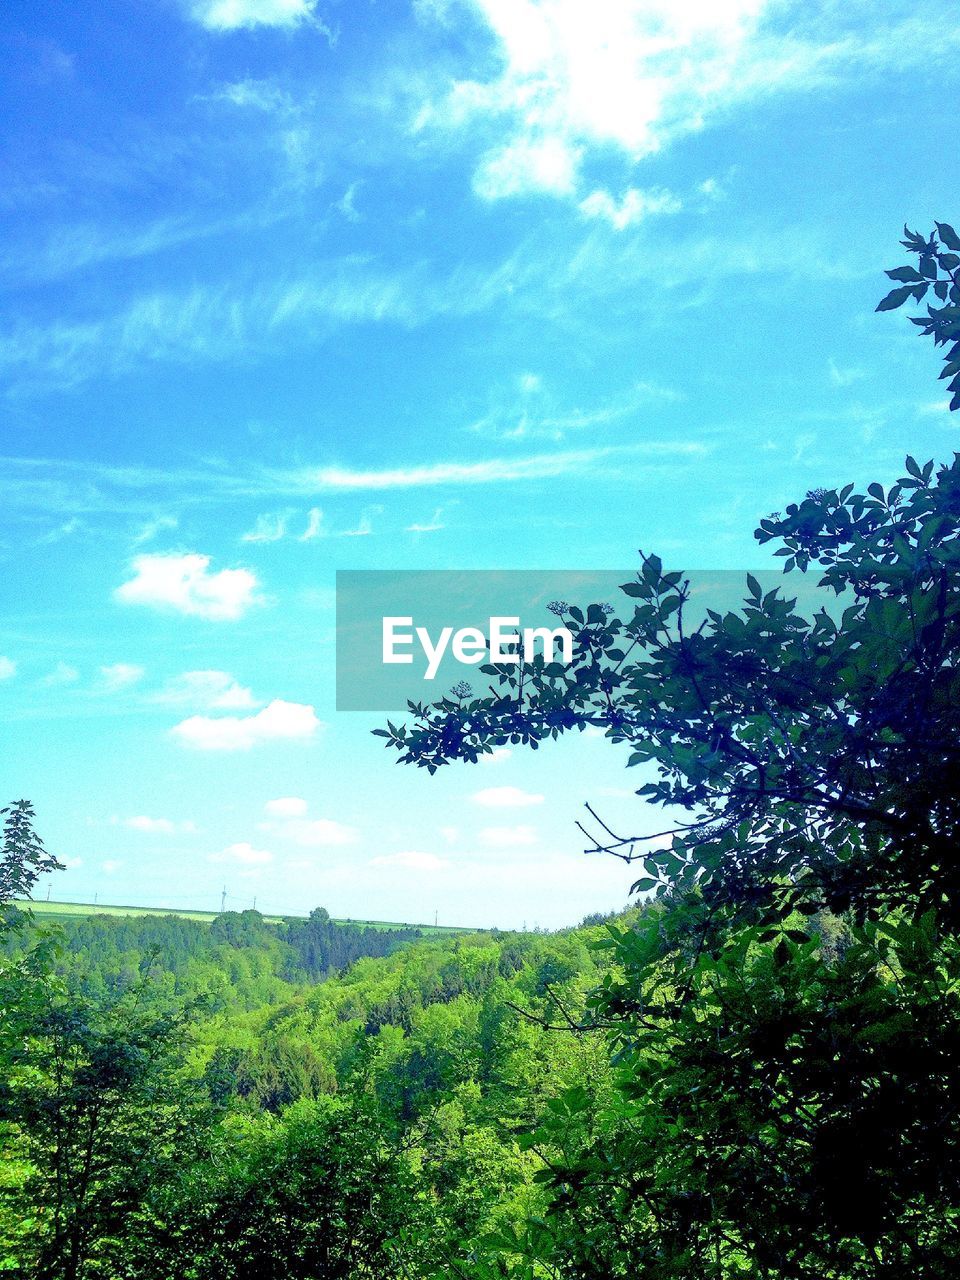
2, 223, 960, 1278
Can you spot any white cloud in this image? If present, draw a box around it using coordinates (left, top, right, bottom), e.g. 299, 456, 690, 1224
474, 135, 580, 201
299, 507, 324, 540
303, 442, 703, 493
418, 2, 953, 203
917, 399, 951, 417
370, 850, 450, 871
578, 186, 681, 230
185, 0, 320, 32
61, 856, 83, 869
406, 506, 445, 533
208, 841, 274, 865
339, 505, 380, 537
171, 699, 321, 751
153, 669, 258, 710
0, 656, 15, 680
116, 553, 259, 621
133, 514, 179, 545
101, 859, 123, 873
241, 511, 289, 543
100, 663, 144, 692
123, 815, 196, 834
41, 662, 79, 686
479, 824, 539, 847
479, 746, 512, 765
828, 357, 866, 387
471, 785, 545, 809
470, 380, 680, 443
285, 817, 359, 846
335, 182, 362, 222
265, 795, 308, 817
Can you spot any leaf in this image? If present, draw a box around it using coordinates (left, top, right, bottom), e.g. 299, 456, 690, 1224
885, 265, 923, 282
936, 221, 960, 251
876, 285, 916, 312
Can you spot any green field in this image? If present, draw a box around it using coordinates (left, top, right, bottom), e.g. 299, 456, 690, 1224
15, 898, 475, 935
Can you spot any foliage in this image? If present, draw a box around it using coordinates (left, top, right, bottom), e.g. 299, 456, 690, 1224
5, 224, 960, 1279
876, 221, 960, 407
0, 803, 61, 923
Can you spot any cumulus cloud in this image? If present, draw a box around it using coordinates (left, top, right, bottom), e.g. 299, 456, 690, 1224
208, 841, 273, 865
370, 850, 450, 871
418, 1, 947, 203
471, 785, 545, 808
265, 796, 308, 817
100, 663, 144, 692
153, 670, 258, 710
0, 656, 16, 680
115, 553, 259, 621
185, 0, 323, 32
479, 746, 512, 765
171, 699, 320, 750
478, 824, 539, 847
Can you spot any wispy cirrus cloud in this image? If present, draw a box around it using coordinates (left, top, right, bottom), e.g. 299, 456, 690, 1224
99, 663, 145, 692
578, 186, 681, 231
0, 440, 706, 526
295, 441, 704, 493
469, 377, 681, 443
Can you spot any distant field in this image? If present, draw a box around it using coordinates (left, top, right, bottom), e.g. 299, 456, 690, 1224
14, 899, 474, 935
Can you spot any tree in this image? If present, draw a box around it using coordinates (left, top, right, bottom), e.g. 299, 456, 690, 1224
1, 800, 61, 916
378, 224, 960, 1278
0, 982, 206, 1280
377, 225, 960, 937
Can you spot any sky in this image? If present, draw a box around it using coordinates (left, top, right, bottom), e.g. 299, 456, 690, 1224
1, 0, 958, 929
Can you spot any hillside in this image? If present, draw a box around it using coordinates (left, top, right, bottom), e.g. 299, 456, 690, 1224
16, 897, 474, 934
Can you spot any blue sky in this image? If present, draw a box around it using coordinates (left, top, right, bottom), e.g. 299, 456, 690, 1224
1, 0, 958, 928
